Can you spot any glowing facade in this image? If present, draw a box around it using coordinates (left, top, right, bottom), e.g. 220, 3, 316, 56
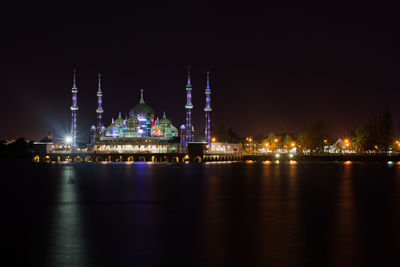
185, 67, 193, 145
92, 89, 179, 153
204, 71, 212, 147
70, 69, 78, 149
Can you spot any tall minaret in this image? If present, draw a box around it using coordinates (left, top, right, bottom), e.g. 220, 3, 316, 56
204, 71, 212, 147
185, 66, 193, 145
70, 69, 79, 150
96, 74, 104, 135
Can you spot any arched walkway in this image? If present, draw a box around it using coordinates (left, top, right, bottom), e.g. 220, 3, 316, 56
44, 155, 51, 163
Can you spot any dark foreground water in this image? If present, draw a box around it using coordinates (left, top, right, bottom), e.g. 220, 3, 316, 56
2, 160, 400, 267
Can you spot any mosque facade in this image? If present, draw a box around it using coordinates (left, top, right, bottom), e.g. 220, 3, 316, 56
80, 69, 210, 154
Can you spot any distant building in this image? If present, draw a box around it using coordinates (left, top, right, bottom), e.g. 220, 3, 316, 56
32, 132, 54, 153
207, 142, 242, 154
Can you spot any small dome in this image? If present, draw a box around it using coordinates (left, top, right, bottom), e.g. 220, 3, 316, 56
126, 116, 139, 128
114, 112, 124, 126
90, 125, 96, 130
158, 112, 171, 126
101, 126, 106, 131
180, 124, 186, 129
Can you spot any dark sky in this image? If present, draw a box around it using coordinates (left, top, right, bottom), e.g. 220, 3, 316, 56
1, 2, 400, 142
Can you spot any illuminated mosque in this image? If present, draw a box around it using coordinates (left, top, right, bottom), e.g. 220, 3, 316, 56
74, 69, 212, 154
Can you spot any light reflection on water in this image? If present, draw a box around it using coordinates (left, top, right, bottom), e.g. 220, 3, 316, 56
4, 161, 400, 266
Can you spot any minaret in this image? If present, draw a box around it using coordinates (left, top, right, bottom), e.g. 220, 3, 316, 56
96, 74, 104, 135
204, 71, 212, 147
185, 66, 193, 145
70, 69, 79, 150
180, 124, 186, 147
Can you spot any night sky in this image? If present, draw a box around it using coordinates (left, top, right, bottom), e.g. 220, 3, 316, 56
1, 2, 400, 142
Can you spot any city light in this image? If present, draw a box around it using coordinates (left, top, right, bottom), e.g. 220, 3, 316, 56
211, 137, 216, 142
65, 136, 72, 144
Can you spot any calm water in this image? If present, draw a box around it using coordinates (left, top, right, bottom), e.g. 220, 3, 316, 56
2, 160, 400, 267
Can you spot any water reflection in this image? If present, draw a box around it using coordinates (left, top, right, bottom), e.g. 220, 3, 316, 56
5, 161, 400, 266
47, 166, 89, 266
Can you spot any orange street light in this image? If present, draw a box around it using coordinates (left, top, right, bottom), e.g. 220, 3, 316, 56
274, 138, 278, 143
291, 142, 295, 147
211, 137, 216, 143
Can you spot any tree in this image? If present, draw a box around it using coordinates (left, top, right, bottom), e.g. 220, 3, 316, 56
213, 124, 241, 143
283, 134, 294, 150
352, 126, 369, 153
300, 121, 329, 152
263, 133, 278, 151
378, 106, 393, 151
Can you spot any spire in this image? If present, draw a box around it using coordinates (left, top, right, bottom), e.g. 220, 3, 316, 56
98, 73, 101, 91
187, 65, 191, 85
140, 89, 145, 104
72, 69, 77, 88
206, 71, 210, 90
119, 112, 122, 118
163, 111, 166, 118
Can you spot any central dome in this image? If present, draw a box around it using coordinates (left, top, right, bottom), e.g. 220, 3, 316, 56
130, 89, 154, 120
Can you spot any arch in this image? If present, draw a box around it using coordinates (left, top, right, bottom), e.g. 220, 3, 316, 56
65, 155, 71, 162
108, 155, 112, 162
182, 156, 190, 163
116, 155, 122, 162
139, 156, 146, 162
84, 156, 93, 162
173, 156, 179, 163
151, 156, 157, 162
127, 156, 134, 162
44, 155, 51, 163
57, 156, 61, 163
96, 156, 103, 162
74, 156, 83, 162
161, 156, 168, 162
33, 155, 40, 162
194, 156, 202, 163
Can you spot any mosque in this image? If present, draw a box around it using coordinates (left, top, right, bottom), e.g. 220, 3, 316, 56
67, 69, 212, 154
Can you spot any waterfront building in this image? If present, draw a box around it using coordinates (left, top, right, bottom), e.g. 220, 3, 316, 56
92, 89, 180, 153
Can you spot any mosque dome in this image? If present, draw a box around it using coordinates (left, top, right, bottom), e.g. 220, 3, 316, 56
114, 112, 124, 126
125, 116, 139, 128
90, 125, 96, 131
105, 118, 123, 137
158, 112, 171, 126
151, 112, 178, 137
130, 89, 154, 120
